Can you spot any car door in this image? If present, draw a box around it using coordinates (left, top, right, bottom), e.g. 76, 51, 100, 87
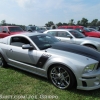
6, 36, 39, 70
0, 27, 10, 38
57, 31, 74, 43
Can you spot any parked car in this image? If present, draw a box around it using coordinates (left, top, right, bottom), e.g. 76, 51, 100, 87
25, 26, 44, 33
44, 29, 100, 51
58, 25, 83, 30
88, 26, 100, 31
87, 28, 99, 32
0, 32, 100, 90
58, 25, 100, 38
0, 26, 25, 38
39, 26, 51, 32
83, 27, 100, 37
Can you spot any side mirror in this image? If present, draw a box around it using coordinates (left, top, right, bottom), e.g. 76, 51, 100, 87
2, 31, 7, 33
22, 44, 34, 50
67, 35, 73, 39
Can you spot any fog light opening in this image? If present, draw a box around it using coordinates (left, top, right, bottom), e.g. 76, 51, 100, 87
94, 81, 100, 86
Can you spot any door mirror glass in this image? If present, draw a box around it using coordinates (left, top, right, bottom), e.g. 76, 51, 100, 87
22, 44, 34, 50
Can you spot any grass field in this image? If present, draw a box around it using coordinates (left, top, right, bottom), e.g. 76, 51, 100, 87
0, 66, 100, 100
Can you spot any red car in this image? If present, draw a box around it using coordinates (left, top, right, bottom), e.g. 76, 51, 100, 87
58, 26, 100, 38
0, 26, 25, 38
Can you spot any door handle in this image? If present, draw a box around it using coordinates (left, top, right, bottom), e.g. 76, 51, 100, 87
9, 49, 13, 52
58, 38, 61, 41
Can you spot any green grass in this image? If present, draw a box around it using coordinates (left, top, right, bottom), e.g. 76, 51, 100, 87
0, 67, 100, 100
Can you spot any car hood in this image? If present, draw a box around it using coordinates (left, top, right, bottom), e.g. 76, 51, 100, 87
92, 31, 100, 34
47, 42, 100, 61
79, 37, 100, 42
86, 31, 100, 37
10, 31, 28, 34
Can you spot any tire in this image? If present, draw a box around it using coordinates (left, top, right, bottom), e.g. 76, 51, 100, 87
0, 53, 7, 68
49, 65, 76, 90
85, 45, 97, 50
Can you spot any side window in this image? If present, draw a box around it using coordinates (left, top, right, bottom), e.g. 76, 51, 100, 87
47, 31, 58, 36
58, 31, 70, 37
10, 37, 30, 47
0, 27, 3, 32
3, 27, 8, 33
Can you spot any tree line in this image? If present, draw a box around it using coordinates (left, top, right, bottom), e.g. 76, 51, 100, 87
45, 18, 100, 27
0, 20, 26, 30
1, 18, 100, 29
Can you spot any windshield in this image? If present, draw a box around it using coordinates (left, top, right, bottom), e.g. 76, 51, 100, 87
84, 27, 92, 32
75, 28, 83, 33
46, 27, 50, 30
30, 27, 36, 31
88, 28, 98, 32
30, 26, 40, 31
9, 27, 24, 32
69, 30, 85, 38
30, 34, 59, 50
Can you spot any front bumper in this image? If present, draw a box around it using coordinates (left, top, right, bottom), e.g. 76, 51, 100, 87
77, 68, 100, 90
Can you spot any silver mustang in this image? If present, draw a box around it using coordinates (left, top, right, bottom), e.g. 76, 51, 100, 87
44, 29, 100, 51
0, 32, 100, 90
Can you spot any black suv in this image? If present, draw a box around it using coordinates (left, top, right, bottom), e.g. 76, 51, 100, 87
25, 26, 44, 33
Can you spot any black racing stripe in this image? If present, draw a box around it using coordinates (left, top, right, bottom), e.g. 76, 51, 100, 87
51, 42, 100, 61
36, 53, 51, 68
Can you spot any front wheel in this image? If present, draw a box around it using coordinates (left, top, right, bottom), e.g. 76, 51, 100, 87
49, 65, 76, 90
0, 54, 7, 68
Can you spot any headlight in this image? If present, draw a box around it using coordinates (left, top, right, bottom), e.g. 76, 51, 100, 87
83, 63, 98, 73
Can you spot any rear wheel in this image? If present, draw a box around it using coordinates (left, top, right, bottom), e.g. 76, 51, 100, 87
0, 54, 7, 68
49, 65, 76, 90
84, 45, 97, 50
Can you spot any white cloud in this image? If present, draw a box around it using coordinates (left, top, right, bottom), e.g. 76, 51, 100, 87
14, 0, 37, 8
14, 0, 65, 10
0, 14, 15, 24
0, 0, 100, 25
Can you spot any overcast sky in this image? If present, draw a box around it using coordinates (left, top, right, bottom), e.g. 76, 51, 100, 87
0, 0, 100, 26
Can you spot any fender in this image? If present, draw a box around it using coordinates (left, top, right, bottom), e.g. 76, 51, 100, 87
81, 41, 99, 50
43, 55, 97, 78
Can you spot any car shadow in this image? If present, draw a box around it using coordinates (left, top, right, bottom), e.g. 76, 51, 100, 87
8, 66, 49, 83
65, 86, 100, 98
7, 66, 100, 98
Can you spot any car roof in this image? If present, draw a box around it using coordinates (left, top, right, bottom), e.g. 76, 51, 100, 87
0, 32, 45, 44
58, 25, 83, 27
0, 26, 21, 28
45, 29, 75, 31
11, 32, 44, 37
